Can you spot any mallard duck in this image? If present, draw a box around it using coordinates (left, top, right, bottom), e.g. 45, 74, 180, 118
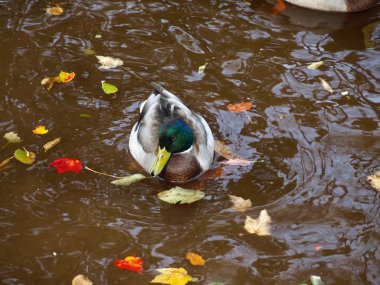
129, 82, 214, 183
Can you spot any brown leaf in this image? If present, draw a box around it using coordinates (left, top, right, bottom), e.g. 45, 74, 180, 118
244, 209, 271, 236
227, 101, 252, 113
186, 252, 205, 266
229, 195, 252, 211
43, 137, 61, 152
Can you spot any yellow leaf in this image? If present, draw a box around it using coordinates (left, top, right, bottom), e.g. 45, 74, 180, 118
58, 71, 75, 83
32, 125, 48, 135
46, 5, 63, 15
186, 252, 205, 266
307, 61, 324, 69
229, 195, 252, 211
244, 209, 271, 236
96, 55, 123, 69
43, 137, 61, 152
151, 267, 192, 285
368, 171, 380, 192
198, 63, 207, 74
318, 77, 333, 93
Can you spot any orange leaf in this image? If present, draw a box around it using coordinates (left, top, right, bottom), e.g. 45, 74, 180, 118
57, 71, 75, 83
226, 102, 252, 113
115, 256, 143, 273
186, 252, 205, 266
32, 125, 49, 135
272, 0, 286, 15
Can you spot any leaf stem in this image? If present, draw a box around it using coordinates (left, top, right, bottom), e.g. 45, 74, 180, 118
119, 65, 143, 80
244, 110, 253, 124
84, 166, 124, 179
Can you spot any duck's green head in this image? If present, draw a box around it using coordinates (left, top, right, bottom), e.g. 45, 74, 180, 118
150, 118, 194, 176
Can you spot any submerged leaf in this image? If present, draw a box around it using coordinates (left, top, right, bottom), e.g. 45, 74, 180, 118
214, 140, 236, 160
272, 0, 286, 14
83, 49, 96, 55
244, 209, 271, 236
368, 171, 380, 192
227, 101, 252, 113
3, 132, 21, 143
46, 5, 63, 15
157, 187, 205, 204
115, 256, 143, 273
101, 81, 118, 94
0, 157, 13, 170
310, 275, 324, 285
32, 125, 48, 135
307, 61, 324, 69
96, 55, 123, 69
111, 174, 145, 186
49, 158, 82, 174
318, 77, 333, 93
14, 148, 36, 164
186, 252, 205, 266
79, 113, 92, 118
229, 195, 252, 211
72, 274, 93, 285
151, 267, 192, 285
43, 137, 61, 152
198, 63, 207, 74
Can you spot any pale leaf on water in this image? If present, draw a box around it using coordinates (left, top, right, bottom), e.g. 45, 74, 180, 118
368, 171, 380, 192
310, 275, 324, 285
244, 209, 271, 236
3, 132, 21, 143
46, 6, 63, 15
318, 77, 333, 93
220, 158, 255, 166
198, 63, 207, 74
157, 187, 205, 204
229, 195, 252, 211
111, 174, 145, 186
214, 140, 236, 160
307, 61, 324, 69
341, 91, 349, 95
43, 137, 61, 152
96, 55, 123, 69
72, 274, 93, 285
0, 157, 13, 170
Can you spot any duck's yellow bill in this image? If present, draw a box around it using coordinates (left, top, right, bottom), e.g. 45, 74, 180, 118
150, 147, 171, 176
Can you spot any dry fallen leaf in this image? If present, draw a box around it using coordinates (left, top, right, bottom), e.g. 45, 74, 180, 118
46, 5, 63, 15
0, 157, 14, 170
186, 252, 205, 266
3, 131, 22, 143
318, 77, 333, 93
368, 171, 380, 192
72, 274, 93, 285
229, 195, 252, 211
96, 55, 123, 69
151, 267, 193, 285
214, 140, 236, 160
227, 101, 252, 113
198, 63, 207, 74
244, 209, 271, 236
307, 61, 324, 69
43, 137, 61, 152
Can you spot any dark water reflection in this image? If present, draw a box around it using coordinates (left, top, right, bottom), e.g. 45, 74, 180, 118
1, 1, 379, 284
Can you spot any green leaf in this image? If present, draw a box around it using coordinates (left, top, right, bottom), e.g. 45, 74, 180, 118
79, 113, 92, 118
14, 148, 36, 164
157, 187, 205, 204
101, 80, 118, 94
307, 61, 323, 69
111, 174, 145, 186
3, 132, 21, 143
310, 275, 324, 285
83, 49, 96, 55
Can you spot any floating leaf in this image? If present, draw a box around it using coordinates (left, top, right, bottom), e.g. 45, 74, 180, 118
368, 171, 380, 192
214, 140, 236, 160
115, 256, 143, 273
272, 0, 286, 14
318, 77, 333, 93
198, 63, 207, 74
157, 187, 205, 204
57, 71, 75, 83
229, 195, 252, 211
41, 77, 55, 90
310, 275, 324, 285
43, 137, 61, 152
32, 125, 48, 135
46, 5, 63, 15
14, 148, 36, 164
72, 274, 93, 285
341, 91, 349, 95
49, 157, 83, 174
83, 49, 96, 55
95, 34, 102, 39
3, 132, 21, 143
0, 157, 13, 170
307, 61, 324, 69
111, 174, 145, 186
79, 113, 92, 118
101, 81, 118, 94
220, 158, 255, 166
96, 55, 123, 69
227, 101, 252, 113
186, 252, 205, 266
151, 267, 192, 285
244, 209, 271, 236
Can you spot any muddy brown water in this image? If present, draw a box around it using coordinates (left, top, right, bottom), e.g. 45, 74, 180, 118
1, 1, 380, 284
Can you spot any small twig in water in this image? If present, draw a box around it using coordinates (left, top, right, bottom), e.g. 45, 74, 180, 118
120, 65, 143, 80
244, 110, 253, 124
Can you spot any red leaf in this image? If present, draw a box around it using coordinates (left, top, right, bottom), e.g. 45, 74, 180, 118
226, 102, 252, 113
49, 158, 83, 174
115, 256, 143, 273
